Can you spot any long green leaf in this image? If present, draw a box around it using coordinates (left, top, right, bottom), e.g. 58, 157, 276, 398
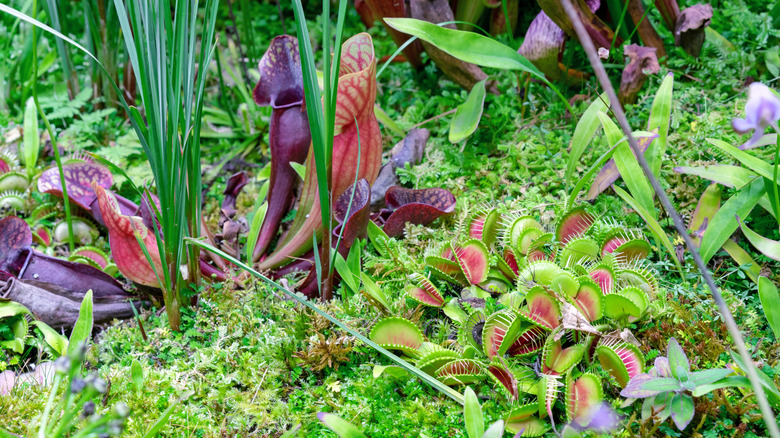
385, 18, 541, 73
464, 387, 484, 438
738, 216, 780, 262
383, 17, 571, 112
567, 142, 620, 208
22, 97, 39, 176
700, 178, 764, 263
758, 276, 780, 340
566, 92, 609, 184
185, 237, 465, 405
318, 413, 367, 438
722, 239, 761, 283
647, 73, 674, 178
675, 165, 776, 218
708, 138, 776, 180
600, 112, 655, 217
142, 390, 194, 438
450, 79, 487, 144
67, 290, 93, 355
30, 321, 67, 356
612, 185, 682, 277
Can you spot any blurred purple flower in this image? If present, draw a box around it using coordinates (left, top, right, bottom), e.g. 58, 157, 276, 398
733, 82, 780, 149
579, 403, 622, 433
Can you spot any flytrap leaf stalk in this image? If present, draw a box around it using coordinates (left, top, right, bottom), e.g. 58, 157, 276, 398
559, 0, 780, 435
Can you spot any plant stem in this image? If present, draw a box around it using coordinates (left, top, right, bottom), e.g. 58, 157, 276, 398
559, 0, 780, 435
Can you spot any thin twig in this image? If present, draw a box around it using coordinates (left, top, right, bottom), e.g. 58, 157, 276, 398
559, 0, 779, 435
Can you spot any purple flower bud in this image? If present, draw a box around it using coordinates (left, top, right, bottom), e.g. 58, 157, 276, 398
733, 83, 780, 149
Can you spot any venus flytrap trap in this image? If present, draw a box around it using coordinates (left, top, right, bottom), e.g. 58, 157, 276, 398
366, 205, 658, 436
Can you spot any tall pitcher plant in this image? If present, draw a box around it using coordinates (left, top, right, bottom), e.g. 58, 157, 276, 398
254, 0, 381, 300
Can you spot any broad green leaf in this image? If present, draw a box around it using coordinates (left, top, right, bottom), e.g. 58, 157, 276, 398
30, 321, 67, 356
700, 177, 764, 263
599, 112, 655, 217
372, 364, 409, 379
689, 368, 734, 387
670, 393, 695, 430
450, 79, 487, 144
245, 201, 268, 262
566, 92, 609, 184
374, 105, 405, 137
0, 301, 31, 319
334, 253, 358, 292
290, 162, 306, 181
738, 216, 780, 262
360, 273, 391, 313
722, 240, 761, 283
675, 164, 756, 188
612, 186, 682, 277
667, 338, 690, 379
641, 377, 683, 392
385, 18, 544, 74
707, 138, 776, 181
758, 276, 780, 340
689, 183, 721, 239
23, 97, 40, 175
647, 73, 674, 178
481, 420, 504, 438
143, 390, 194, 438
185, 237, 465, 405
131, 359, 144, 393
692, 376, 751, 397
67, 290, 93, 355
318, 413, 368, 438
730, 351, 780, 408
765, 177, 780, 219
367, 220, 390, 257
464, 386, 485, 438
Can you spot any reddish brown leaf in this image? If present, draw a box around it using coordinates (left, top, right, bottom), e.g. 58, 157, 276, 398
618, 44, 660, 105
0, 216, 32, 260
38, 161, 113, 210
382, 186, 456, 237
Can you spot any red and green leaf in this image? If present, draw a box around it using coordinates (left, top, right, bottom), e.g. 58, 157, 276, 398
369, 317, 423, 357
92, 183, 164, 288
565, 372, 604, 427
487, 358, 519, 401
506, 324, 547, 357
572, 277, 603, 322
452, 239, 489, 285
589, 264, 615, 295
556, 208, 595, 245
519, 288, 561, 330
482, 309, 523, 358
406, 273, 445, 307
595, 339, 644, 388
436, 359, 485, 385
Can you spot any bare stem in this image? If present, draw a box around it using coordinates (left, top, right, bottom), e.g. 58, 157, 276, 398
559, 0, 779, 435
